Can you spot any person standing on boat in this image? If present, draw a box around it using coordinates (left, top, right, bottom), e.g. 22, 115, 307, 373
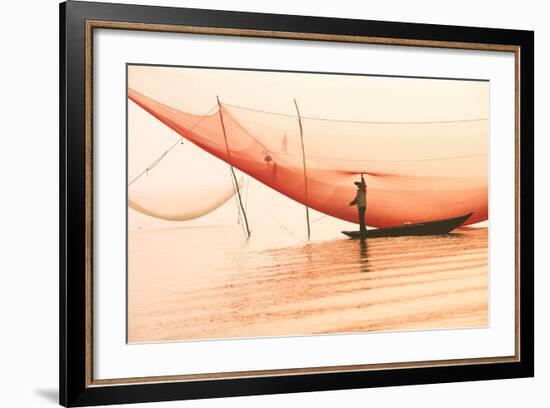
349, 175, 367, 236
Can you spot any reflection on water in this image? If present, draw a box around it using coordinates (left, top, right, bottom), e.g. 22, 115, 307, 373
128, 227, 488, 343
359, 238, 369, 273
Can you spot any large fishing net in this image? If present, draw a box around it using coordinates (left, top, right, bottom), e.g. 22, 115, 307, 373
128, 87, 487, 228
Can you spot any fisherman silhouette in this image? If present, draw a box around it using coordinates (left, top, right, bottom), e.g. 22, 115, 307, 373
349, 174, 367, 236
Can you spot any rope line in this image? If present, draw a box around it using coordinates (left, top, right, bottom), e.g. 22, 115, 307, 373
128, 104, 218, 186
248, 193, 310, 245
219, 117, 486, 163
264, 151, 487, 163
219, 104, 487, 164
223, 102, 488, 124
310, 205, 351, 224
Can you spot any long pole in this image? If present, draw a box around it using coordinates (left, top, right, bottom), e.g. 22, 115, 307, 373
217, 96, 251, 238
294, 98, 311, 240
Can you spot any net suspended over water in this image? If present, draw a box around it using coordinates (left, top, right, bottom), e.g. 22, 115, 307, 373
128, 182, 242, 222
128, 88, 488, 228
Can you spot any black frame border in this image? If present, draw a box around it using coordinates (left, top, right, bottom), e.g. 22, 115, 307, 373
60, 1, 534, 406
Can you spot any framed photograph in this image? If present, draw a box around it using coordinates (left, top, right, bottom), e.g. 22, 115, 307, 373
60, 1, 534, 406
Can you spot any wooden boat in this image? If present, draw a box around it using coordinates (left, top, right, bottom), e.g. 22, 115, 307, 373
341, 212, 473, 239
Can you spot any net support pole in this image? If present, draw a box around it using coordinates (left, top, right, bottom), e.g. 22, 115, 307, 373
217, 96, 251, 238
294, 98, 311, 240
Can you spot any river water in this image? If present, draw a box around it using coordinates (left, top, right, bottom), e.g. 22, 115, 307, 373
128, 225, 488, 343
